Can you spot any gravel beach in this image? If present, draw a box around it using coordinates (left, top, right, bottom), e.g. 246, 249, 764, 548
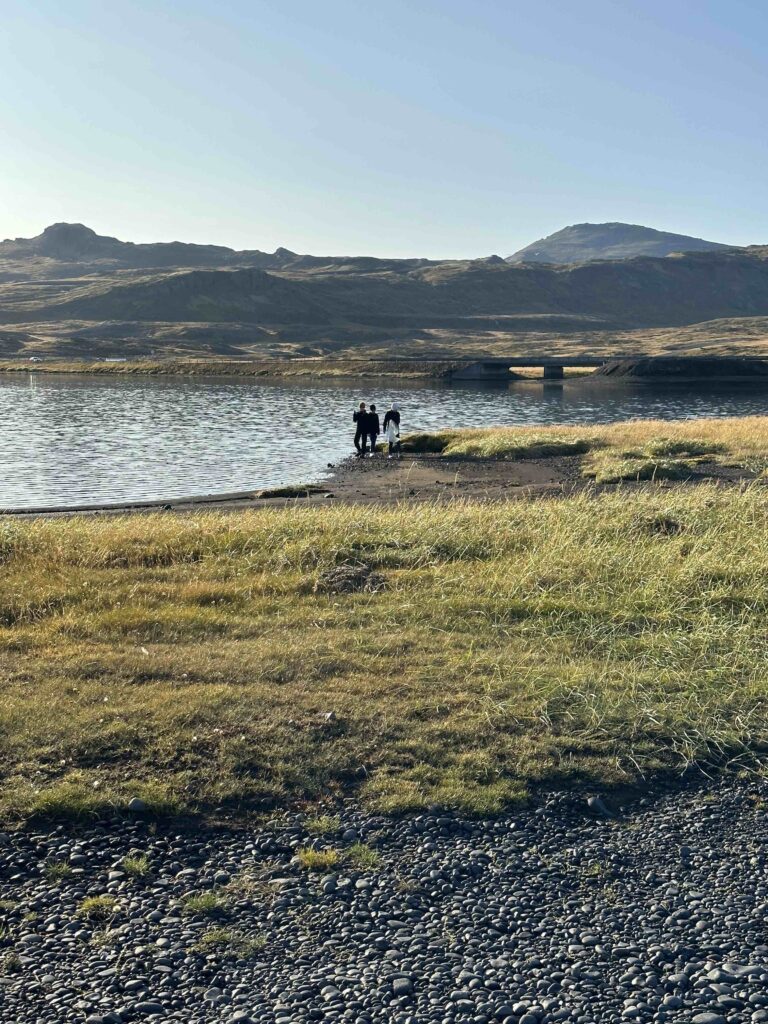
1, 776, 767, 1024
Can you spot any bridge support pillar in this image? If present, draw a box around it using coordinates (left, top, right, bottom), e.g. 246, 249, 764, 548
543, 365, 564, 380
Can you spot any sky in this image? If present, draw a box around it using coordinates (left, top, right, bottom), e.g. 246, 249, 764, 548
1, 0, 767, 258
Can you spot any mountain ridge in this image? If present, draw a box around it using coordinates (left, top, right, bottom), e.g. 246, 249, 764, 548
1, 221, 767, 361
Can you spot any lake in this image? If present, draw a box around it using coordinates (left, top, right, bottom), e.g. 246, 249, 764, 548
3, 372, 768, 511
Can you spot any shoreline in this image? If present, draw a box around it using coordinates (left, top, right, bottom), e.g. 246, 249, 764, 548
4, 360, 768, 385
0, 358, 464, 382
4, 446, 759, 518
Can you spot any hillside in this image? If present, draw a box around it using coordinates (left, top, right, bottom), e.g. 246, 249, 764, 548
506, 222, 732, 264
1, 222, 768, 360
0, 222, 437, 280
6, 246, 768, 327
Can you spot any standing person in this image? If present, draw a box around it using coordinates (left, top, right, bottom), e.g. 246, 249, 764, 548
353, 401, 367, 457
383, 401, 401, 457
367, 404, 381, 456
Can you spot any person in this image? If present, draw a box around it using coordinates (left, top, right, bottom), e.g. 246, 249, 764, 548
367, 403, 381, 456
353, 402, 367, 457
383, 401, 401, 457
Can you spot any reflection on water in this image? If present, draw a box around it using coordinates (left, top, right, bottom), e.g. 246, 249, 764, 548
2, 372, 768, 510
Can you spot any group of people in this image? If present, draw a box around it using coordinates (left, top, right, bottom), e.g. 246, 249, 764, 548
353, 401, 401, 457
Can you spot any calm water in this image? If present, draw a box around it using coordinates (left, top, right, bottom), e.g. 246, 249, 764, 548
2, 373, 768, 510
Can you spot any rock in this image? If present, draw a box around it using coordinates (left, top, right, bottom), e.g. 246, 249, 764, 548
2, 778, 768, 1024
127, 797, 147, 813
133, 1002, 166, 1017
587, 795, 613, 816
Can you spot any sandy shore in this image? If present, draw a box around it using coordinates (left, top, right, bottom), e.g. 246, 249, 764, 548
7, 448, 758, 518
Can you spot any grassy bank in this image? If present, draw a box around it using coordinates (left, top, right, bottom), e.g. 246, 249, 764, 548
2, 482, 768, 821
0, 357, 459, 380
404, 416, 768, 481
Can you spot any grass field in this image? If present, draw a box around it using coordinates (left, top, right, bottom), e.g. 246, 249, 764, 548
404, 415, 768, 481
2, 446, 768, 821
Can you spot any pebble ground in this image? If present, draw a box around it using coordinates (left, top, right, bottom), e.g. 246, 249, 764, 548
1, 776, 767, 1024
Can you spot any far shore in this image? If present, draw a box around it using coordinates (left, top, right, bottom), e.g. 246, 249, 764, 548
4, 353, 768, 385
0, 356, 594, 382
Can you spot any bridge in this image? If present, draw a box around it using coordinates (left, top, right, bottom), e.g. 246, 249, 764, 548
450, 356, 609, 381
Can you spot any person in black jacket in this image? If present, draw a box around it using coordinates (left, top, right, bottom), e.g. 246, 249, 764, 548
366, 404, 381, 456
353, 402, 367, 456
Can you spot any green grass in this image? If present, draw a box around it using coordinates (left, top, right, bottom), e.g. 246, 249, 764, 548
588, 456, 697, 484
193, 926, 266, 958
297, 848, 340, 872
121, 854, 151, 878
304, 813, 341, 835
43, 860, 74, 881
401, 417, 764, 469
78, 896, 116, 922
346, 842, 381, 870
182, 891, 227, 916
402, 429, 593, 459
3, 446, 768, 818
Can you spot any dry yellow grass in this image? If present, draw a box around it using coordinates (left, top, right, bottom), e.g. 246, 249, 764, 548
404, 416, 768, 481
2, 455, 768, 820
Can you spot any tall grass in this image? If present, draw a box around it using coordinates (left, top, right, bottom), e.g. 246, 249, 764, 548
403, 415, 768, 469
2, 485, 768, 818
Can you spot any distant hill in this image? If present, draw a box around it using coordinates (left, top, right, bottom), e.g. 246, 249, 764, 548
1, 221, 767, 361
0, 223, 437, 276
4, 243, 768, 330
0, 222, 288, 270
507, 222, 733, 264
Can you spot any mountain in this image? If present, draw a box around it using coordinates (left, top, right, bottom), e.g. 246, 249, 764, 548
0, 222, 286, 270
506, 222, 733, 264
1, 222, 768, 361
0, 223, 438, 277
8, 246, 768, 329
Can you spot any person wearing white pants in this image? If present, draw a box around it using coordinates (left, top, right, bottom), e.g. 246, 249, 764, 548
383, 402, 401, 458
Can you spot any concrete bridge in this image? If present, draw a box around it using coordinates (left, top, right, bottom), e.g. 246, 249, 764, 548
450, 357, 608, 381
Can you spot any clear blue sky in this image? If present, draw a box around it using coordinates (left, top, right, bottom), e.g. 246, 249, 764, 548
1, 0, 766, 257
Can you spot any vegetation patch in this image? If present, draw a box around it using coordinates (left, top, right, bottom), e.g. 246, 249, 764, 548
182, 891, 227, 917
587, 456, 697, 484
44, 860, 74, 882
403, 418, 765, 471
402, 429, 593, 459
78, 896, 116, 922
304, 813, 342, 835
640, 436, 724, 458
2, 442, 768, 820
254, 484, 325, 499
297, 848, 341, 872
313, 562, 386, 594
121, 854, 151, 878
193, 926, 266, 958
401, 431, 454, 454
346, 842, 382, 870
